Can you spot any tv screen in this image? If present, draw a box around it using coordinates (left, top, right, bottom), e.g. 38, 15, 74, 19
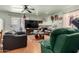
25, 20, 39, 28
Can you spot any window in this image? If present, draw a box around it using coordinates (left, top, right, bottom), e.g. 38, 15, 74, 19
11, 17, 21, 32
0, 18, 3, 32
11, 17, 25, 32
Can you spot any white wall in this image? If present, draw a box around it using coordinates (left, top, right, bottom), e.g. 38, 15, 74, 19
0, 11, 46, 32
41, 14, 63, 26
0, 11, 64, 32
42, 16, 54, 25
0, 11, 11, 31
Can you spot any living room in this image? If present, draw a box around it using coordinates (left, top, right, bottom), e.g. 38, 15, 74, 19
0, 5, 79, 53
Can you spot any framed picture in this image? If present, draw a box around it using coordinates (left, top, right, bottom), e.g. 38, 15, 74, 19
69, 16, 74, 26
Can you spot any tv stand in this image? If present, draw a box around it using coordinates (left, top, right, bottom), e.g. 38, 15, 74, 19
26, 28, 38, 35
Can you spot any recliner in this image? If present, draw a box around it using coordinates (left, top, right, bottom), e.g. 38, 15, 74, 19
40, 28, 79, 53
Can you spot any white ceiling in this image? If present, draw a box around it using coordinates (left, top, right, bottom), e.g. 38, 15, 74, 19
0, 5, 79, 15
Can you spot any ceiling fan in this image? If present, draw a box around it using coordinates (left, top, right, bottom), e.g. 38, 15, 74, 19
22, 5, 35, 13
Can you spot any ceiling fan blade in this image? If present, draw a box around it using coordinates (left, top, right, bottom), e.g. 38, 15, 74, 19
30, 8, 35, 10
27, 9, 32, 13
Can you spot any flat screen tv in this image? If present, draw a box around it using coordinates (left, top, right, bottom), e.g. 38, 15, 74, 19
25, 20, 39, 28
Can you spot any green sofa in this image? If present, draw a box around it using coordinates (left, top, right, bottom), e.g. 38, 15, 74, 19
40, 28, 79, 53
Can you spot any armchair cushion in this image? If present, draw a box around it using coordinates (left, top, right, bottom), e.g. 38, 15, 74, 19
54, 33, 79, 53
50, 28, 79, 51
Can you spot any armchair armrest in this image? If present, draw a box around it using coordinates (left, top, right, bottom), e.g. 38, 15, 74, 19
40, 39, 52, 53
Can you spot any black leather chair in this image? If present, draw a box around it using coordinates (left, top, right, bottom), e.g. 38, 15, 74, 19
3, 32, 27, 52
